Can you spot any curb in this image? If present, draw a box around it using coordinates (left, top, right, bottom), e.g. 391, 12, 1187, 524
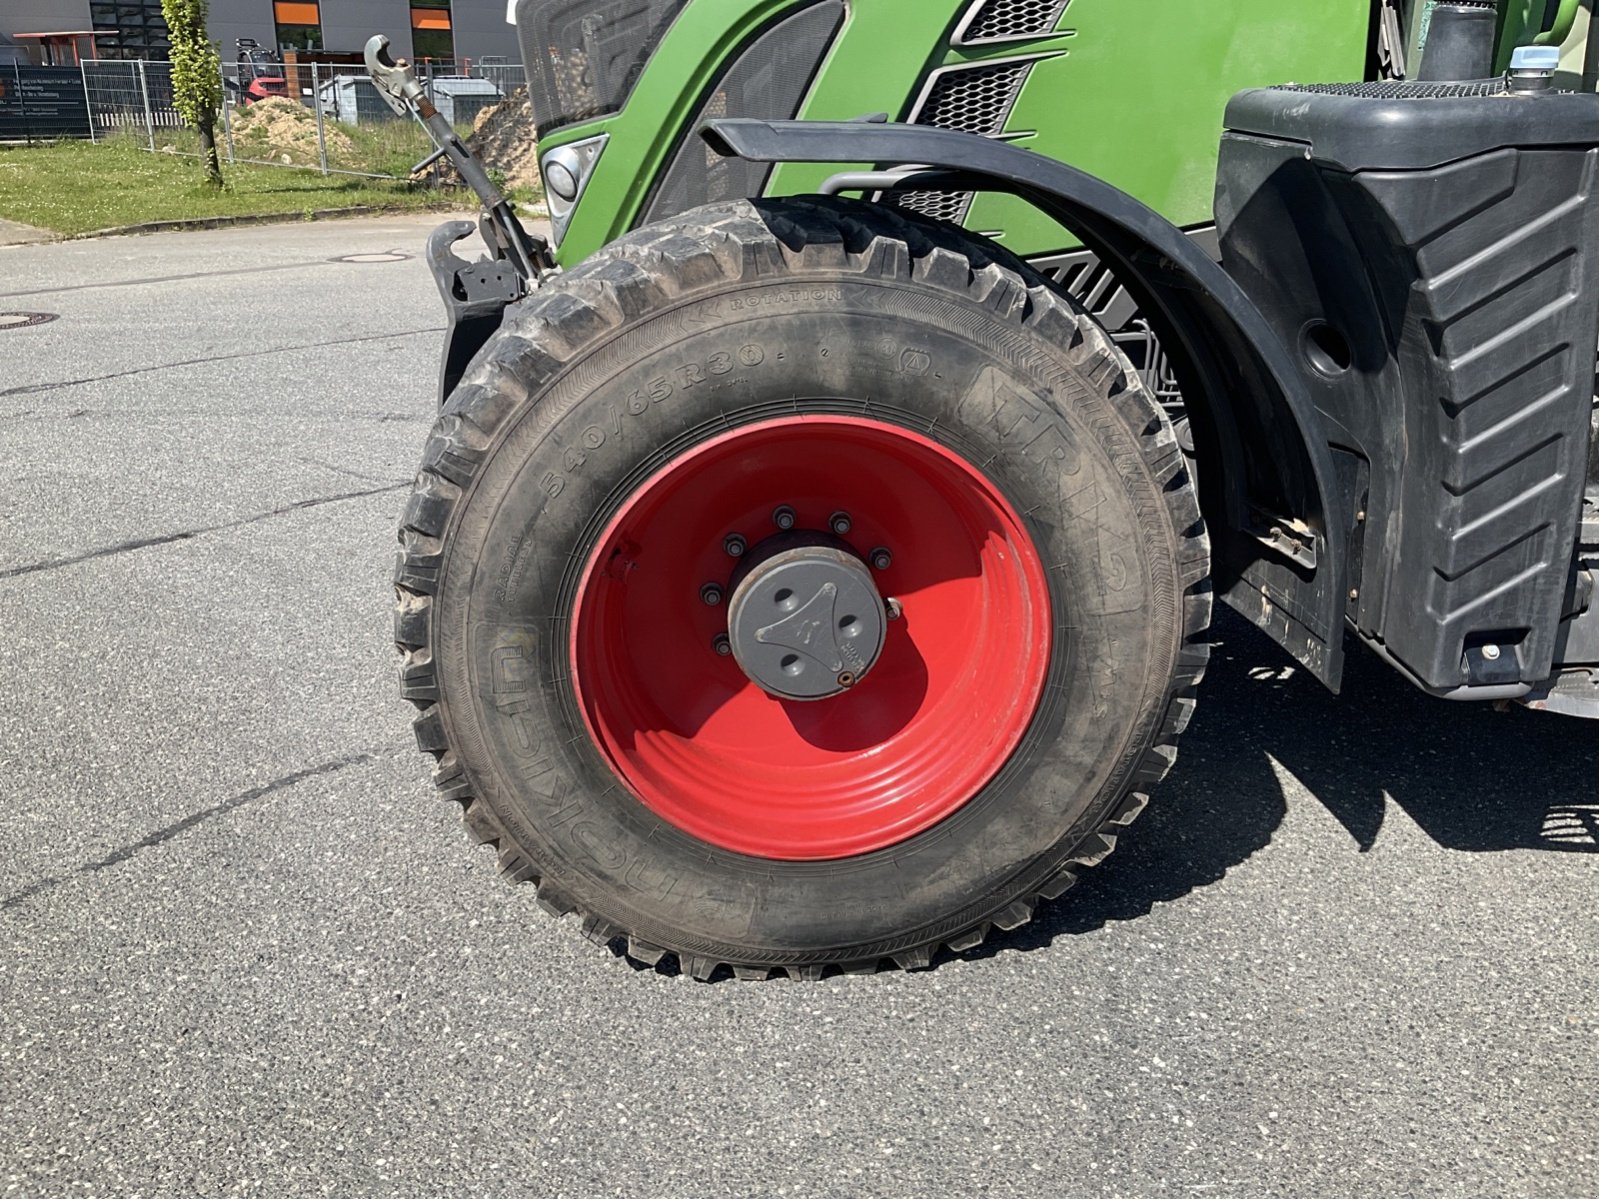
66, 204, 459, 241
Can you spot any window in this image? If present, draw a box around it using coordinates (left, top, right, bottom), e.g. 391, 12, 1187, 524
274, 1, 322, 52
90, 0, 169, 60
410, 2, 453, 62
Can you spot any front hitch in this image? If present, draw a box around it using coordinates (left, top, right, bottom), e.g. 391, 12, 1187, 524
365, 34, 548, 283
365, 35, 550, 402
426, 220, 524, 404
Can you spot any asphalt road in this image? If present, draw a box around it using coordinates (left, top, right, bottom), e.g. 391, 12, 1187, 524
0, 215, 1595, 1199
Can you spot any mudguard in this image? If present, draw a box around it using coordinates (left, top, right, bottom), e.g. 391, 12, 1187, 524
702, 118, 1351, 689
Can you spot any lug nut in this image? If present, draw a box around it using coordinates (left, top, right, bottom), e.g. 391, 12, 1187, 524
829, 511, 852, 536
870, 547, 892, 571
700, 582, 723, 606
772, 505, 796, 531
712, 634, 732, 656
723, 533, 747, 557
885, 598, 903, 621
1482, 644, 1502, 661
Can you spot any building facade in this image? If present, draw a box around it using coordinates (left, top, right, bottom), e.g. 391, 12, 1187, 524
0, 0, 520, 65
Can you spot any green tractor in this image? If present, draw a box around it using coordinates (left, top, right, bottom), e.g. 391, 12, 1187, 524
367, 0, 1598, 979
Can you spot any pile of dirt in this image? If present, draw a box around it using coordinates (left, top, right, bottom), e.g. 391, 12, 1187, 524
418, 88, 542, 194
230, 97, 354, 167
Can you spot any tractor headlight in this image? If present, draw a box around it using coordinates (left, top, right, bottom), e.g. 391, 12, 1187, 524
541, 135, 608, 246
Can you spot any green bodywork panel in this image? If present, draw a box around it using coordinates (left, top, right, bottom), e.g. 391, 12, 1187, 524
546, 0, 962, 263
541, 0, 1555, 267
778, 0, 1374, 256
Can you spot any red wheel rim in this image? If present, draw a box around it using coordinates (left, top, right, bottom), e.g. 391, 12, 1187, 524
569, 416, 1051, 860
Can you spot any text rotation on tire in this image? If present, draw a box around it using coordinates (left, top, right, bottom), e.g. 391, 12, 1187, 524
395, 197, 1212, 980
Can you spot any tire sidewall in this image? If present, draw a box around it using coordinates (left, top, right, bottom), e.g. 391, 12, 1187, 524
438, 273, 1182, 959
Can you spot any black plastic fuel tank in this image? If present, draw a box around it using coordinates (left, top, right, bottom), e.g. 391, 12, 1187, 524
1216, 78, 1598, 696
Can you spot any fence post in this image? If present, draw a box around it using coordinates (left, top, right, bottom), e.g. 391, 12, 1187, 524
137, 60, 155, 150
219, 63, 234, 163
312, 62, 329, 175
80, 62, 97, 143
13, 62, 30, 146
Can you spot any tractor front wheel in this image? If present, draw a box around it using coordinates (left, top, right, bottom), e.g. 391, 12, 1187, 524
395, 197, 1210, 978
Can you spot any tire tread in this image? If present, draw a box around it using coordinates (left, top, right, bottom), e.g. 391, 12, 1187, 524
394, 197, 1213, 979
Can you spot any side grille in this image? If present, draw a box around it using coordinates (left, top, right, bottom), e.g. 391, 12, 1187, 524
1274, 79, 1507, 98
889, 58, 1036, 225
892, 190, 975, 224
915, 59, 1033, 136
1035, 252, 1140, 335
642, 2, 844, 224
1033, 249, 1184, 411
956, 0, 1072, 44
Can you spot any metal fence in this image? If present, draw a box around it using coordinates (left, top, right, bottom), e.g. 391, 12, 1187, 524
81, 61, 183, 143
6, 57, 525, 183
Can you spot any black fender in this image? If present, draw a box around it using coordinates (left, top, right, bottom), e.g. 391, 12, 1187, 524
702, 117, 1351, 690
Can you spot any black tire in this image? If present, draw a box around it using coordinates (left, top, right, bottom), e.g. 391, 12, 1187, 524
395, 197, 1211, 979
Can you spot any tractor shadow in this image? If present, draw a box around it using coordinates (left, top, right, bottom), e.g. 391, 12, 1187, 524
961, 606, 1599, 963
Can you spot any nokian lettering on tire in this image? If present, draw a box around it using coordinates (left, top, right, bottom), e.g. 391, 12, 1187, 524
394, 196, 1212, 981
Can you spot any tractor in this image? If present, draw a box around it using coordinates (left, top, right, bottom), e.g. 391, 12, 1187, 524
365, 0, 1598, 979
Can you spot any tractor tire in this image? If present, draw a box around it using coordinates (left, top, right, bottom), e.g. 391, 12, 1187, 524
395, 197, 1211, 979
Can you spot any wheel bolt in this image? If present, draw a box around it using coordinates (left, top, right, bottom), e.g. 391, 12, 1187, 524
829, 511, 852, 536
700, 582, 723, 606
724, 533, 747, 557
870, 547, 892, 571
772, 505, 796, 531
712, 634, 732, 656
885, 598, 903, 621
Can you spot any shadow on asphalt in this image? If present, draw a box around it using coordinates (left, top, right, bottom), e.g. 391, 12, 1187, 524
615, 608, 1597, 980
971, 607, 1600, 963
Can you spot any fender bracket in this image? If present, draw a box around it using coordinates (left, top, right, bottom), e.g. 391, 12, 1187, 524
427, 220, 522, 406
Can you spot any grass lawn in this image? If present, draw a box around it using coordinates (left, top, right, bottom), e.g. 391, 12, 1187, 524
0, 138, 468, 236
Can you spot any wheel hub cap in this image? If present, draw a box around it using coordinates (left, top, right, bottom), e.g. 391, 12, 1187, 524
728, 538, 887, 700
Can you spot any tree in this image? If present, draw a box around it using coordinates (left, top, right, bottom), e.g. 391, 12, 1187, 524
161, 0, 223, 187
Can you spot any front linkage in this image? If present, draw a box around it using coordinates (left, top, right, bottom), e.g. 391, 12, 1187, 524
364, 35, 553, 402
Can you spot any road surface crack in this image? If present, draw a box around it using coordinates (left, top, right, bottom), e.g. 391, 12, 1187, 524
0, 327, 444, 399
0, 255, 369, 300
0, 481, 409, 580
1, 754, 376, 912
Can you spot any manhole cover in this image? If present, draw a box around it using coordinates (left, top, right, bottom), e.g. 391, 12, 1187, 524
331, 252, 410, 264
0, 311, 59, 331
